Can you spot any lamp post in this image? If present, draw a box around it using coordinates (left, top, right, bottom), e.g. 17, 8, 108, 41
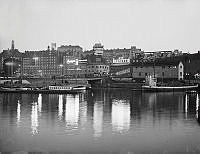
59, 64, 64, 83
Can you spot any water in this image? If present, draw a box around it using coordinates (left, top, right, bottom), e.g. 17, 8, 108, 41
0, 89, 200, 153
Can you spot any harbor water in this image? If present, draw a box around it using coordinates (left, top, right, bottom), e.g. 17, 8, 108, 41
0, 89, 200, 153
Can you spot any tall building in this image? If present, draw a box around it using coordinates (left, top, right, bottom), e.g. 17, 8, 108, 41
22, 49, 60, 77
22, 45, 85, 78
0, 40, 22, 77
93, 43, 104, 56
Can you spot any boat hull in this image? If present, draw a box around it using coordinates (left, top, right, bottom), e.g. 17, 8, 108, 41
142, 85, 198, 92
0, 88, 85, 94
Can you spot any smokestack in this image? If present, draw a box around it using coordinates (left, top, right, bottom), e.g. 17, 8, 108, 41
11, 40, 14, 50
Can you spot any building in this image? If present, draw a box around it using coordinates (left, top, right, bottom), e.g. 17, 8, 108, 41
64, 59, 87, 78
86, 54, 109, 77
131, 61, 184, 81
22, 44, 89, 78
110, 64, 132, 78
102, 46, 142, 64
0, 40, 22, 77
112, 57, 130, 66
22, 48, 60, 77
57, 45, 83, 61
110, 60, 184, 82
130, 46, 144, 60
93, 43, 104, 56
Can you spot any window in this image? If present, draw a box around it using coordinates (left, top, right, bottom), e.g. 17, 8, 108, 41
139, 72, 141, 76
162, 72, 164, 76
145, 73, 147, 76
180, 72, 182, 76
180, 65, 182, 68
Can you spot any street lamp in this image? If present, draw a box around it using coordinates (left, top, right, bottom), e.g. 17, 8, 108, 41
59, 64, 64, 83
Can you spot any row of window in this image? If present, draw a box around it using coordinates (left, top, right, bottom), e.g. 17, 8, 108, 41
88, 65, 109, 69
134, 66, 177, 69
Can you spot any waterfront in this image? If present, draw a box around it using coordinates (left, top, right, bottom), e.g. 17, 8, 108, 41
0, 89, 200, 153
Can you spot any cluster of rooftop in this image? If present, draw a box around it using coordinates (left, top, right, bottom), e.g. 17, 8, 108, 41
0, 41, 199, 81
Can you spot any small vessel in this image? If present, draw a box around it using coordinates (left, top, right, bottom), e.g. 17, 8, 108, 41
142, 75, 198, 92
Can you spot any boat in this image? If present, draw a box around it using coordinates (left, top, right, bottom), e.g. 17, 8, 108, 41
142, 85, 198, 92
142, 75, 199, 92
0, 85, 86, 94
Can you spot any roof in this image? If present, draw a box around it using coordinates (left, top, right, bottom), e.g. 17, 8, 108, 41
131, 60, 182, 67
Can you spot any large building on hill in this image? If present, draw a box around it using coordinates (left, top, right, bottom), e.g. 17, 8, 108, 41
86, 54, 109, 77
159, 52, 200, 79
22, 48, 60, 77
0, 40, 22, 77
22, 45, 84, 78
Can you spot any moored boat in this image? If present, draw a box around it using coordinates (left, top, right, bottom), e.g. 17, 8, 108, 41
0, 85, 86, 94
142, 85, 198, 92
142, 75, 199, 92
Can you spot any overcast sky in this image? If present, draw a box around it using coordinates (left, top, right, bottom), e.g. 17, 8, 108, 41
0, 0, 200, 53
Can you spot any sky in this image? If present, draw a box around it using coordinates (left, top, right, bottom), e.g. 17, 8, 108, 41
0, 0, 200, 53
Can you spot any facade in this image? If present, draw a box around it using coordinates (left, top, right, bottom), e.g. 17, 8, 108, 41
93, 43, 104, 56
63, 59, 87, 78
86, 54, 109, 77
0, 40, 22, 77
131, 61, 184, 81
110, 65, 132, 78
57, 45, 83, 61
22, 49, 60, 77
110, 61, 184, 81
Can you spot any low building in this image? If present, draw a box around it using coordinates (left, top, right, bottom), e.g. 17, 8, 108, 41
110, 60, 184, 82
131, 61, 184, 81
86, 54, 109, 77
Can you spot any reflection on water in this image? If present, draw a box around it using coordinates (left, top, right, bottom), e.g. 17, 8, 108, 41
93, 100, 103, 137
31, 101, 39, 135
0, 90, 200, 152
16, 100, 21, 127
185, 94, 188, 119
112, 99, 130, 133
58, 95, 63, 121
65, 95, 79, 130
38, 94, 42, 114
